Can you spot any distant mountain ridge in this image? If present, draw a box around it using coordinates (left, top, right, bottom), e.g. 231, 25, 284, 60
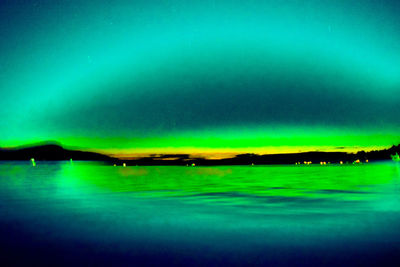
0, 144, 113, 161
0, 143, 399, 165
116, 145, 400, 166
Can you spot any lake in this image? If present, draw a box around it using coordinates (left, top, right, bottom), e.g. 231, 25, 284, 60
0, 161, 399, 266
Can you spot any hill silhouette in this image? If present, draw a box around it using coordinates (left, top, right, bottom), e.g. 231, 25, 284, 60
0, 143, 113, 161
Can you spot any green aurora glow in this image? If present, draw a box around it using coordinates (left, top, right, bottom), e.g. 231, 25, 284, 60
1, 0, 399, 156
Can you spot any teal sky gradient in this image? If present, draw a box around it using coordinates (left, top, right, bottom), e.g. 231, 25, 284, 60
1, 0, 399, 153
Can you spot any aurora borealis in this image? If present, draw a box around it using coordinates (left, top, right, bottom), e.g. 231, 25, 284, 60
1, 0, 400, 157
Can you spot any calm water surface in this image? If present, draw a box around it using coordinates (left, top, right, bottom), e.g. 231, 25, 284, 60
0, 162, 399, 266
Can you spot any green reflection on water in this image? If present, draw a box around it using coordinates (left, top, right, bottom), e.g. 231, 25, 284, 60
56, 163, 399, 200
0, 161, 400, 248
2, 162, 398, 200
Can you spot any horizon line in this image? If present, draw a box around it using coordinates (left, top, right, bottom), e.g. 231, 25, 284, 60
2, 142, 399, 160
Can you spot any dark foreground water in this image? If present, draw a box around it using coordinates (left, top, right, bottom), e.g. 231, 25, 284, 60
0, 161, 400, 266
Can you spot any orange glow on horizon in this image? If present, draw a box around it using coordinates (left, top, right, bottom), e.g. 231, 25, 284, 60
91, 145, 389, 160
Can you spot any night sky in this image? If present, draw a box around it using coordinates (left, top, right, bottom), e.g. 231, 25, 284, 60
1, 0, 399, 157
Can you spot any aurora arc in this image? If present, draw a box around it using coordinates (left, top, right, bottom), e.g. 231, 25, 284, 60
1, 0, 400, 158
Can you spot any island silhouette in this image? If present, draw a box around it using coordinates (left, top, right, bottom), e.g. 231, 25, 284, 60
1, 142, 399, 166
